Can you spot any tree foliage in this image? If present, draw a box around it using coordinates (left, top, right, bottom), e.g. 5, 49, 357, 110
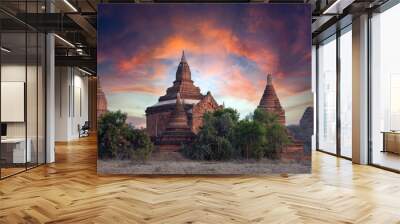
253, 109, 291, 159
98, 111, 153, 161
233, 120, 266, 160
181, 107, 291, 161
180, 108, 238, 160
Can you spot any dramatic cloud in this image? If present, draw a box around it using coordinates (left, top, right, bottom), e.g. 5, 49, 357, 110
98, 4, 311, 125
108, 84, 164, 95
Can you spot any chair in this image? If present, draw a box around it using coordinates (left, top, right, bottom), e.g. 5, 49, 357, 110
79, 121, 90, 138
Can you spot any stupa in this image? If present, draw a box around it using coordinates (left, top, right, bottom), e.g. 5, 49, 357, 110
146, 52, 221, 150
158, 93, 195, 151
159, 51, 203, 101
97, 79, 108, 118
257, 74, 309, 162
145, 51, 221, 140
258, 74, 286, 125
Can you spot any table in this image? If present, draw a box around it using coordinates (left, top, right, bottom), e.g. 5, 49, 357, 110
382, 131, 400, 154
1, 138, 31, 163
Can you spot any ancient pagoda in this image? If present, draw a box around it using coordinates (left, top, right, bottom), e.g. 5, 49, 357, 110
159, 51, 203, 101
145, 51, 221, 147
258, 74, 286, 125
256, 74, 309, 162
97, 78, 108, 118
158, 93, 195, 151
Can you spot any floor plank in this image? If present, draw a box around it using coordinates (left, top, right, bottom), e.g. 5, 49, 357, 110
0, 135, 399, 224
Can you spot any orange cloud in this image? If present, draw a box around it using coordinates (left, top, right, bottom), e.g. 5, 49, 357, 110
153, 36, 202, 59
118, 50, 152, 72
111, 18, 287, 103
116, 19, 279, 79
219, 68, 260, 103
108, 84, 164, 95
270, 72, 307, 98
196, 20, 279, 74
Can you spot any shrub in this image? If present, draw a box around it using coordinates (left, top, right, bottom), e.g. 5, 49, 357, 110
98, 111, 153, 161
180, 108, 238, 161
232, 119, 266, 160
181, 108, 291, 161
253, 109, 291, 158
125, 128, 153, 162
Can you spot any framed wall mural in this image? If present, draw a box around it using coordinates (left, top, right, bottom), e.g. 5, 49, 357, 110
97, 4, 312, 174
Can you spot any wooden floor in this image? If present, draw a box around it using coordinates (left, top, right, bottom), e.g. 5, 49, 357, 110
1, 136, 400, 224
372, 150, 400, 171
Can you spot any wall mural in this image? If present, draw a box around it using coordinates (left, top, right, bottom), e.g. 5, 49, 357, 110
97, 4, 313, 174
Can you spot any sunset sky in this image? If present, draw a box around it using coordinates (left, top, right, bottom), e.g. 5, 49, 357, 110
98, 4, 312, 127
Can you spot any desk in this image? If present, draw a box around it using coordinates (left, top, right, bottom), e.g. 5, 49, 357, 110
382, 131, 400, 154
1, 138, 31, 163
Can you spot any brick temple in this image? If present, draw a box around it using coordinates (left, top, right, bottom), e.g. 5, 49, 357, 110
97, 79, 108, 118
257, 74, 308, 162
258, 74, 286, 125
145, 51, 221, 151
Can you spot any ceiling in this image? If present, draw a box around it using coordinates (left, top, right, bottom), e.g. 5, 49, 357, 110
0, 0, 392, 74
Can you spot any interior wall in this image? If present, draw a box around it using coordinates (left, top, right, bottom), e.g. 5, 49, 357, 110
1, 64, 40, 138
55, 66, 69, 141
312, 45, 317, 151
352, 14, 369, 164
55, 67, 89, 141
88, 77, 97, 131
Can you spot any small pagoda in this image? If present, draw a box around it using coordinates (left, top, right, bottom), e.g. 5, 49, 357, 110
257, 74, 309, 162
97, 78, 108, 118
258, 74, 286, 125
158, 93, 195, 151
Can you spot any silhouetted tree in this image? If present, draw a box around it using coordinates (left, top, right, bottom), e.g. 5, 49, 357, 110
98, 111, 153, 161
181, 108, 238, 160
233, 120, 266, 160
181, 108, 291, 161
253, 109, 291, 158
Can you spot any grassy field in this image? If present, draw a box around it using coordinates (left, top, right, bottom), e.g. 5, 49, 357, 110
98, 151, 310, 175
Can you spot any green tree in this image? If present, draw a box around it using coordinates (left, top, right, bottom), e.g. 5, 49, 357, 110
180, 108, 238, 160
98, 111, 129, 159
233, 120, 266, 160
125, 128, 153, 162
181, 108, 290, 161
98, 111, 153, 161
213, 108, 239, 123
253, 109, 291, 158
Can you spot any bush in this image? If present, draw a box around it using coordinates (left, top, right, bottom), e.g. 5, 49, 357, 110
180, 108, 291, 161
125, 129, 153, 162
98, 111, 153, 161
253, 109, 291, 158
180, 108, 238, 161
232, 119, 266, 160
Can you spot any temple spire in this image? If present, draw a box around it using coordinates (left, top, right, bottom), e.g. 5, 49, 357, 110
181, 50, 187, 63
258, 74, 286, 125
267, 74, 272, 85
175, 50, 191, 82
158, 50, 202, 101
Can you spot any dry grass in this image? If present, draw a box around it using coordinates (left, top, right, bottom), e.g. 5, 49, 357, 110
98, 151, 310, 175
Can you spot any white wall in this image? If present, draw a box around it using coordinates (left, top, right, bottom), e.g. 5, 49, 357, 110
1, 63, 46, 164
352, 14, 369, 164
55, 67, 70, 141
312, 45, 317, 151
46, 32, 55, 163
1, 65, 41, 137
55, 67, 89, 141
